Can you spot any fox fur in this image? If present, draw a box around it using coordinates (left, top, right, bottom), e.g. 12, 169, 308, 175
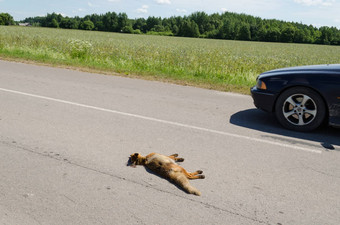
128, 152, 205, 196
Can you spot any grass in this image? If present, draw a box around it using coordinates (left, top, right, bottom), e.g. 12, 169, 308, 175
1, 26, 340, 94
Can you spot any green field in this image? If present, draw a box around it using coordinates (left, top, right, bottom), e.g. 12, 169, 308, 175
1, 26, 339, 94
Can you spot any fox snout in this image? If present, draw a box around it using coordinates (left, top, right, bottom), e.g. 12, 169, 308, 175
127, 153, 140, 167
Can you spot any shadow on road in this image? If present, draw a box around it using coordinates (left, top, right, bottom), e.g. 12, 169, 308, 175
230, 108, 340, 151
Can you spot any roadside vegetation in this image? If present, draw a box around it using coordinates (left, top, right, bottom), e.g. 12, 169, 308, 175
0, 26, 339, 94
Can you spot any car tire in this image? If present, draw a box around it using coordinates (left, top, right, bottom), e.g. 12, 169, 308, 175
275, 87, 326, 132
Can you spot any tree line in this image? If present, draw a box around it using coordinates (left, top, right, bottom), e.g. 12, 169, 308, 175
16, 11, 340, 45
0, 13, 15, 25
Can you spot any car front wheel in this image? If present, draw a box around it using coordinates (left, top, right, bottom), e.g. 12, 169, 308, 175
275, 87, 326, 132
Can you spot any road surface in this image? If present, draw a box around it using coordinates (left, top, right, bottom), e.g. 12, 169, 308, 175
0, 60, 339, 225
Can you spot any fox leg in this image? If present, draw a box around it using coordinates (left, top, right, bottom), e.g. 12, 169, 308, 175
184, 170, 205, 179
189, 174, 205, 179
191, 170, 203, 175
169, 154, 184, 162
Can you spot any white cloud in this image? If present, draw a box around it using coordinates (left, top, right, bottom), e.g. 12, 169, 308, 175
294, 0, 335, 6
176, 9, 187, 13
137, 5, 149, 14
221, 8, 228, 12
88, 2, 93, 7
107, 0, 120, 2
155, 0, 171, 4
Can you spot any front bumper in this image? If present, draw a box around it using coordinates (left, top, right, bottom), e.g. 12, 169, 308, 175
250, 86, 276, 112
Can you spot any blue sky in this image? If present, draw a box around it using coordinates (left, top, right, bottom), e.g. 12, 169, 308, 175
1, 0, 340, 28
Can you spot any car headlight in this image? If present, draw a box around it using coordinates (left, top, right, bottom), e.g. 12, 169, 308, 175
256, 79, 267, 90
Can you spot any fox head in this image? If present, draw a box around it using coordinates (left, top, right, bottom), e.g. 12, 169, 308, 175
128, 153, 145, 167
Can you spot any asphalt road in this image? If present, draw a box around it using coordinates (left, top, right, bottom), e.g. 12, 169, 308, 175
0, 60, 339, 225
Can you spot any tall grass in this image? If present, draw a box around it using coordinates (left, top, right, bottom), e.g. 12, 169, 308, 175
1, 26, 339, 93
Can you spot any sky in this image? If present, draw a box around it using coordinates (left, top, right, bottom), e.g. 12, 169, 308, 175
1, 0, 340, 28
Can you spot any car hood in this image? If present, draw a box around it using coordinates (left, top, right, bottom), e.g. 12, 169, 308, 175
260, 64, 340, 77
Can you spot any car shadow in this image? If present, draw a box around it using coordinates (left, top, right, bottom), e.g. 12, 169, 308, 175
230, 108, 340, 151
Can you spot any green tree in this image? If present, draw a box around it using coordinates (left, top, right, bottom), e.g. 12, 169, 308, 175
133, 18, 146, 32
151, 25, 165, 32
60, 18, 71, 29
318, 26, 339, 45
266, 27, 281, 42
294, 29, 305, 43
0, 13, 15, 25
146, 16, 161, 31
172, 25, 179, 35
301, 28, 312, 43
281, 24, 296, 43
51, 18, 59, 28
88, 14, 103, 30
122, 25, 133, 33
103, 12, 118, 32
238, 23, 251, 41
80, 20, 94, 30
45, 13, 62, 27
179, 20, 200, 37
256, 25, 267, 41
117, 13, 129, 31
218, 18, 236, 39
189, 12, 209, 34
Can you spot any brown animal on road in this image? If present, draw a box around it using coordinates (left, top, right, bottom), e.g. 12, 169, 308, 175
128, 152, 205, 196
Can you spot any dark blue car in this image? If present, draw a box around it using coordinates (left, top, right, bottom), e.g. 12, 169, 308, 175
251, 64, 340, 131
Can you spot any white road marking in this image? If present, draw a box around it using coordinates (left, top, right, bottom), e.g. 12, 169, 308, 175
0, 87, 322, 154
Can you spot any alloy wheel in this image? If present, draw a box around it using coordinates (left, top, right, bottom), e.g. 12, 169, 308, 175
282, 94, 317, 126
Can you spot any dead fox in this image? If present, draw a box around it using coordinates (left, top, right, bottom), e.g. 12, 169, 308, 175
128, 152, 205, 196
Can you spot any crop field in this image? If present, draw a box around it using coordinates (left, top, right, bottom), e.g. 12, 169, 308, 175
0, 26, 339, 93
